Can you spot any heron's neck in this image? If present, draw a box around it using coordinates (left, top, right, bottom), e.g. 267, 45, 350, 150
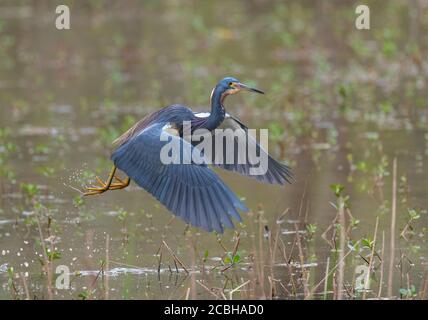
203, 87, 226, 131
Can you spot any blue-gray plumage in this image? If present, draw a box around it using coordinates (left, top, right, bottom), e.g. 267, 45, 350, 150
84, 77, 293, 233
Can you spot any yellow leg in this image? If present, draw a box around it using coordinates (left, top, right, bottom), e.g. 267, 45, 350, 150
84, 166, 130, 196
109, 177, 130, 190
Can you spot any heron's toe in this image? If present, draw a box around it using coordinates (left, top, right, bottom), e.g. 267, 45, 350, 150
83, 189, 104, 196
95, 176, 107, 187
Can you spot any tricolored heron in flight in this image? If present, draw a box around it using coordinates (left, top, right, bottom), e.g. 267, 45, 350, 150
84, 77, 292, 233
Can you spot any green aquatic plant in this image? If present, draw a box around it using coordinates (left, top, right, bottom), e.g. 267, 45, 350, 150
0, 127, 17, 183
20, 183, 39, 199
223, 251, 241, 265
401, 208, 425, 241
78, 290, 89, 300
36, 165, 56, 178
46, 248, 61, 261
306, 223, 317, 240
330, 184, 345, 198
6, 266, 18, 300
399, 285, 417, 299
73, 195, 85, 207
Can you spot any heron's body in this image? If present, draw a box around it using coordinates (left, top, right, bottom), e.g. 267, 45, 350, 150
85, 77, 293, 233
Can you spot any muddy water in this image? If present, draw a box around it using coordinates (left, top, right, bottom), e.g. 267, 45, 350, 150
0, 1, 428, 299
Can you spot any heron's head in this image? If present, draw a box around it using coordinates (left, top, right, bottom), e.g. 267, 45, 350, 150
212, 77, 264, 104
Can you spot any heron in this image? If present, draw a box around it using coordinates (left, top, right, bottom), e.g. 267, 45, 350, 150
84, 77, 293, 233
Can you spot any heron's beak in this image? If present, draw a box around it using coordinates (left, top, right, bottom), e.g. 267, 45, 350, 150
236, 82, 265, 94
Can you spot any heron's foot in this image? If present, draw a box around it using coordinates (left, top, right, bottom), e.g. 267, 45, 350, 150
84, 175, 130, 196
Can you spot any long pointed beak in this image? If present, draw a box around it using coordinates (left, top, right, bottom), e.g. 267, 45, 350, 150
236, 82, 265, 94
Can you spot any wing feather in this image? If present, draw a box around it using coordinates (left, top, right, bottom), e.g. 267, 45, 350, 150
111, 122, 247, 233
207, 115, 294, 185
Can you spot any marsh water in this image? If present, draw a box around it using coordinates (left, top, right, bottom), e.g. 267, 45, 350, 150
0, 1, 428, 299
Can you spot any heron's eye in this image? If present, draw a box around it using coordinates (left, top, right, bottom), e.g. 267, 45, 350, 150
228, 82, 234, 87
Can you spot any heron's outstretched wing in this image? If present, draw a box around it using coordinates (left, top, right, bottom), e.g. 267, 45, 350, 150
194, 113, 293, 185
111, 122, 247, 233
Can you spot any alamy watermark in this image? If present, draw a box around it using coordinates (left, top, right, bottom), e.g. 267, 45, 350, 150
355, 5, 370, 30
55, 5, 70, 30
159, 121, 269, 176
55, 265, 70, 289
355, 264, 370, 291
53, 4, 369, 31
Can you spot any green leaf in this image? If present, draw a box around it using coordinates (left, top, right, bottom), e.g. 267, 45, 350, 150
73, 195, 85, 207
78, 290, 89, 300
306, 223, 317, 234
46, 249, 62, 261
407, 209, 420, 221
20, 183, 39, 198
399, 288, 409, 296
361, 238, 373, 249
233, 253, 241, 264
7, 267, 14, 278
330, 184, 344, 197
